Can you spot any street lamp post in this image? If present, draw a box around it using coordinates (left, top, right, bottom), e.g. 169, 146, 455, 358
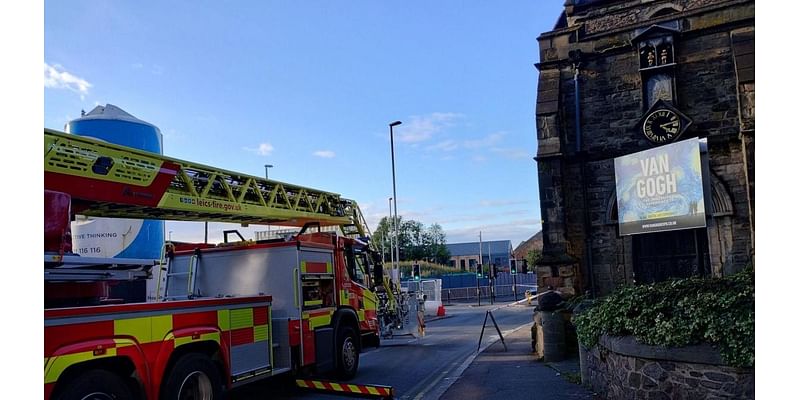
389, 120, 402, 282
264, 164, 274, 237
388, 197, 396, 282
478, 231, 482, 306
264, 164, 273, 180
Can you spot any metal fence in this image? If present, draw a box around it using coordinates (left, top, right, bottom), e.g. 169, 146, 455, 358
440, 283, 538, 304
403, 273, 537, 304
436, 272, 537, 289
404, 279, 443, 302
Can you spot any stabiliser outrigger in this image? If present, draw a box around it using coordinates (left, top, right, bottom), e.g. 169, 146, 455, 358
44, 128, 421, 399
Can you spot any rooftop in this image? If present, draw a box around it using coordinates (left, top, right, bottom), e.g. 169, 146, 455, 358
446, 240, 512, 257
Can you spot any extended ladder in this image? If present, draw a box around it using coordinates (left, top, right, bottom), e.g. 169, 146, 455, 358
44, 128, 371, 238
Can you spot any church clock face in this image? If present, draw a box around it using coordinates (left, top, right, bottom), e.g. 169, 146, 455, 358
642, 108, 681, 143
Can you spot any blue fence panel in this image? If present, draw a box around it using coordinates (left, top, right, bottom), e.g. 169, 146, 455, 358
434, 272, 537, 289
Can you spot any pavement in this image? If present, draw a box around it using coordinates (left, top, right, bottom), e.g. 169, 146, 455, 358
438, 312, 597, 400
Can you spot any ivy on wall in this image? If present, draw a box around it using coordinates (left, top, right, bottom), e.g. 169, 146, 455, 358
573, 265, 755, 368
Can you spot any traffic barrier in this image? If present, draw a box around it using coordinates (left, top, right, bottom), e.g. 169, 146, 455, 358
295, 378, 394, 399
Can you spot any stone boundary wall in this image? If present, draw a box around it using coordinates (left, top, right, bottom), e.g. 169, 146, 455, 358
583, 335, 754, 399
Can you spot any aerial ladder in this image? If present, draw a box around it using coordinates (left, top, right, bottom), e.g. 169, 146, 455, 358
45, 128, 366, 234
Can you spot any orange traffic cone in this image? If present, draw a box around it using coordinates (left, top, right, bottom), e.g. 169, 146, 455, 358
437, 304, 446, 317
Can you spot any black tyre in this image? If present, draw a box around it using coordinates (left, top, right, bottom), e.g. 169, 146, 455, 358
335, 326, 359, 380
55, 369, 135, 400
162, 353, 223, 400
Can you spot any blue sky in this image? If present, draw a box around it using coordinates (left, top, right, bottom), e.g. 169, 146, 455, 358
44, 1, 565, 248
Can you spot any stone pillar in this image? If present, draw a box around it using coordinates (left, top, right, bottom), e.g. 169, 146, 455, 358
535, 65, 582, 295
731, 27, 755, 250
540, 310, 566, 362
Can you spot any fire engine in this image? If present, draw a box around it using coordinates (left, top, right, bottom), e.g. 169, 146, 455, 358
44, 128, 419, 399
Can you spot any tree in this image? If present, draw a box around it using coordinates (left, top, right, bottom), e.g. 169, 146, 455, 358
372, 216, 399, 262
525, 249, 542, 268
425, 223, 450, 264
400, 219, 424, 260
370, 215, 449, 263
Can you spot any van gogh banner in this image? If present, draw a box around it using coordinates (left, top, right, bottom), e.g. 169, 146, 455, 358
614, 138, 706, 236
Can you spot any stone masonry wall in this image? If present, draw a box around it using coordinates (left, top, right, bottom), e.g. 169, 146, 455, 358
707, 139, 754, 274
584, 337, 755, 399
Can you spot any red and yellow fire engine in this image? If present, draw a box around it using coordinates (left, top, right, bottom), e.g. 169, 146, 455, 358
44, 129, 418, 399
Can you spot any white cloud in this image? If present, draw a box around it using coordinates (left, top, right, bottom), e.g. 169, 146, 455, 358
425, 131, 510, 158
131, 63, 143, 69
398, 112, 463, 143
464, 132, 507, 149
256, 143, 274, 155
426, 139, 459, 152
490, 147, 530, 160
478, 199, 530, 207
244, 142, 274, 156
313, 150, 335, 158
44, 63, 92, 99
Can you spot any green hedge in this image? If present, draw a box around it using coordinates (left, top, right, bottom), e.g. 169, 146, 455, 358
396, 260, 462, 276
573, 265, 754, 368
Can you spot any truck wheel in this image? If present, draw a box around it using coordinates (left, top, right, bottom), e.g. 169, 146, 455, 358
335, 326, 359, 380
56, 369, 134, 400
163, 353, 223, 400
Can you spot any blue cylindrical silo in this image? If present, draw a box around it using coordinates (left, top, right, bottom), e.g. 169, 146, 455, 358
65, 104, 165, 261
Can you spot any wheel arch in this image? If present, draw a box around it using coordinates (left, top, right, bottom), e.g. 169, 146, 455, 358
46, 338, 148, 400
332, 307, 360, 351
49, 356, 140, 400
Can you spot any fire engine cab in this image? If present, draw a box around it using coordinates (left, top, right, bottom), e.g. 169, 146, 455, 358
44, 129, 418, 400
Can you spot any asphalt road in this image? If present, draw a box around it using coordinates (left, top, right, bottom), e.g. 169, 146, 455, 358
229, 299, 534, 399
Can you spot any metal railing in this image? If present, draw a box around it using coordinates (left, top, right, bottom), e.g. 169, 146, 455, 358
441, 284, 538, 304
404, 279, 443, 302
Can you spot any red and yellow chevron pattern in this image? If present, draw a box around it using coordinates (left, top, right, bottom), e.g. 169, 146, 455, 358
295, 378, 394, 399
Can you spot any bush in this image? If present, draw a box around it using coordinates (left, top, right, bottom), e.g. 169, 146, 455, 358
573, 266, 754, 368
397, 260, 461, 277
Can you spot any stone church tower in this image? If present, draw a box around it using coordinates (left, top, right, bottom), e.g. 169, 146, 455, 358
534, 0, 754, 296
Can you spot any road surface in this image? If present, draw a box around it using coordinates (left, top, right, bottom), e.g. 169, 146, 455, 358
229, 299, 534, 399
